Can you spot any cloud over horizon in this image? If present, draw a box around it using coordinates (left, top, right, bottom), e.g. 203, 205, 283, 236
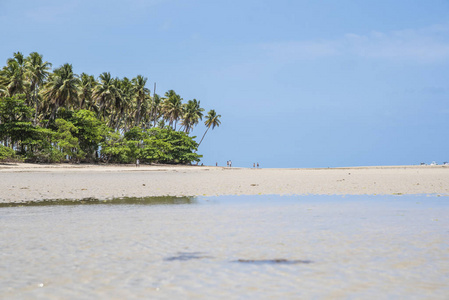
260, 24, 449, 64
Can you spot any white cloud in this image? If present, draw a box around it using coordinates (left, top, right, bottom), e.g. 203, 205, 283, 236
261, 40, 338, 60
261, 24, 449, 64
347, 26, 449, 62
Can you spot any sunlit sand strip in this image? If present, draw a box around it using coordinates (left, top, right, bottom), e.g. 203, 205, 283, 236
0, 163, 448, 203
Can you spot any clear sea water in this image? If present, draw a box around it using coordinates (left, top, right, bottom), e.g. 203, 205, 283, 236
1, 195, 448, 299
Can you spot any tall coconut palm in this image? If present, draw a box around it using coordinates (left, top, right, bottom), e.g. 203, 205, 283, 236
79, 73, 97, 111
116, 77, 134, 131
139, 94, 153, 129
151, 93, 162, 128
43, 63, 80, 120
198, 109, 221, 147
181, 99, 204, 133
107, 77, 127, 129
0, 69, 7, 96
25, 52, 52, 125
0, 52, 27, 97
162, 90, 183, 130
93, 72, 119, 121
131, 75, 150, 127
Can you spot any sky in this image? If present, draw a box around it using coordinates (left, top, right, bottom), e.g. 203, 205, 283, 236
1, 0, 448, 168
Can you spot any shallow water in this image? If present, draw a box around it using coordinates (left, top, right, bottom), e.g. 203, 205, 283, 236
1, 195, 448, 299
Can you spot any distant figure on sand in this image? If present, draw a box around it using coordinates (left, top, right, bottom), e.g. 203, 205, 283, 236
257, 162, 259, 168
253, 163, 255, 168
136, 159, 139, 167
230, 160, 232, 167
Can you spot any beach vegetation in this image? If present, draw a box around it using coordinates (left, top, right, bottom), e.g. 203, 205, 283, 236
0, 144, 16, 161
53, 118, 84, 162
0, 94, 35, 150
0, 51, 217, 164
101, 127, 201, 164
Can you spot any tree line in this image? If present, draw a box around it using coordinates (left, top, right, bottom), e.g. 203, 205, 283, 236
0, 51, 221, 164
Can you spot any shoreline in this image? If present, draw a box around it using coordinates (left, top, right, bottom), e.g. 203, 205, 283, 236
1, 163, 448, 203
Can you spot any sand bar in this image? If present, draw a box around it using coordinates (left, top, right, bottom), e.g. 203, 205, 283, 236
1, 163, 448, 203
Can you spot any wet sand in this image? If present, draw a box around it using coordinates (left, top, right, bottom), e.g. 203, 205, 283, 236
0, 163, 448, 203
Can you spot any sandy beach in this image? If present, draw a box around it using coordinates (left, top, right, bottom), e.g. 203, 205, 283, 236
2, 164, 449, 298
0, 163, 448, 203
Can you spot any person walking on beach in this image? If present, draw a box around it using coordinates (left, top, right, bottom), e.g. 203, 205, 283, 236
230, 160, 232, 167
253, 163, 255, 168
257, 162, 259, 168
136, 159, 140, 167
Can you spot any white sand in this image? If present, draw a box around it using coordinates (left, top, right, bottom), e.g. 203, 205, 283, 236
0, 163, 448, 203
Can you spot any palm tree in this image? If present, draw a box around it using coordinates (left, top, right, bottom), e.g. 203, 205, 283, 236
162, 90, 183, 130
25, 52, 52, 125
43, 63, 80, 120
0, 52, 27, 97
198, 109, 221, 147
150, 93, 162, 127
139, 95, 152, 129
131, 75, 150, 127
181, 99, 204, 133
117, 77, 134, 131
79, 73, 97, 111
93, 72, 119, 121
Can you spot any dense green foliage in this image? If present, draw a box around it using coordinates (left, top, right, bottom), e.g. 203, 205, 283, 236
102, 127, 201, 164
0, 144, 16, 161
0, 51, 221, 164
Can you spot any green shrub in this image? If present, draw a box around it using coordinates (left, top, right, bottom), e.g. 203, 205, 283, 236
0, 145, 16, 161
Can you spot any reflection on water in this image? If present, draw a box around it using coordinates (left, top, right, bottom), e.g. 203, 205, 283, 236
0, 196, 196, 207
234, 259, 312, 265
1, 194, 449, 299
164, 252, 214, 261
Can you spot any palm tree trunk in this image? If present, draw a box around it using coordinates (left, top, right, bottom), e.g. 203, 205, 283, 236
197, 126, 210, 148
135, 98, 142, 126
115, 113, 122, 131
33, 89, 38, 126
46, 103, 58, 127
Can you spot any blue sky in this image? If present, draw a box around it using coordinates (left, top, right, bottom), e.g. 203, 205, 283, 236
1, 0, 449, 167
